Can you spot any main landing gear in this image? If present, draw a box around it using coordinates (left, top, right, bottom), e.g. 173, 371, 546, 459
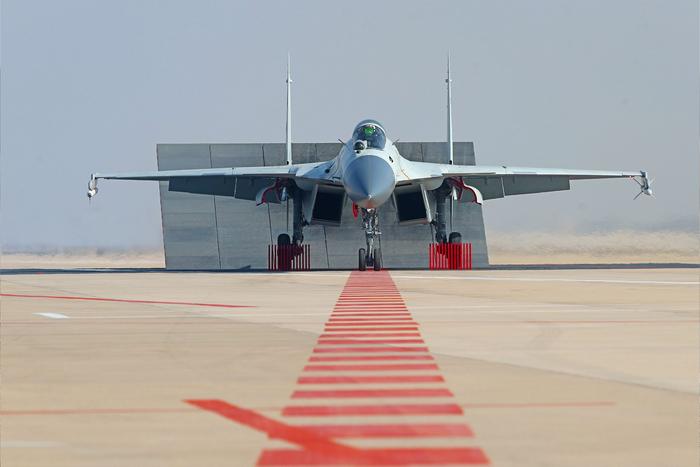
276, 187, 307, 269
358, 208, 382, 271
432, 183, 462, 245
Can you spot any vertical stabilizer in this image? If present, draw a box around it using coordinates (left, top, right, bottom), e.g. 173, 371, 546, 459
286, 53, 292, 165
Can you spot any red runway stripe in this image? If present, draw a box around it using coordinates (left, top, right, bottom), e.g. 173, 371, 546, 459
328, 318, 414, 322
336, 300, 404, 303
323, 327, 419, 332
186, 400, 368, 462
319, 333, 421, 338
308, 355, 433, 362
258, 447, 489, 465
334, 304, 407, 307
0, 293, 254, 309
282, 403, 463, 416
313, 347, 429, 353
317, 339, 425, 345
338, 299, 402, 301
326, 322, 418, 327
337, 297, 402, 300
241, 271, 491, 464
298, 375, 445, 384
292, 389, 453, 398
330, 313, 411, 317
304, 364, 439, 372
296, 423, 473, 438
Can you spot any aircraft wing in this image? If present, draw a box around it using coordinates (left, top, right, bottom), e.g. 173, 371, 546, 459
88, 161, 337, 203
404, 162, 651, 201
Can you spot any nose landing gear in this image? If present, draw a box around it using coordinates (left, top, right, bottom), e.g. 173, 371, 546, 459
358, 208, 382, 271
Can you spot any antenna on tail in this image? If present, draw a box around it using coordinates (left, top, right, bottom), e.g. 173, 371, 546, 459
446, 54, 456, 230
446, 53, 454, 166
286, 53, 292, 165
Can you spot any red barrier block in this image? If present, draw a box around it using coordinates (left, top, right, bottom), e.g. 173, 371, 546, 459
428, 243, 472, 270
268, 244, 311, 271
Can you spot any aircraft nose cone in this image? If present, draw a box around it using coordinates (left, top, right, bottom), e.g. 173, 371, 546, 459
343, 156, 395, 209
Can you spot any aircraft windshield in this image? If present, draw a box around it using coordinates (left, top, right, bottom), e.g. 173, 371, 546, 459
353, 124, 386, 149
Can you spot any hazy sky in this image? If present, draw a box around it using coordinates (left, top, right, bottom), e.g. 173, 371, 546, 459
1, 0, 697, 250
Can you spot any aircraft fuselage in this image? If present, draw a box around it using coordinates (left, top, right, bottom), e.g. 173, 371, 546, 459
336, 120, 401, 209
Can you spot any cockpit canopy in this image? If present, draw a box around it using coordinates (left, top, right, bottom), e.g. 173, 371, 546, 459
352, 120, 387, 150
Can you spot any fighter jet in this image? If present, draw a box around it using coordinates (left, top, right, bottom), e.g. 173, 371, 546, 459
87, 57, 652, 270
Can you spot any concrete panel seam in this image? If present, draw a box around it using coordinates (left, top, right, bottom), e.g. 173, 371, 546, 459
209, 144, 222, 269
322, 226, 330, 268
262, 144, 274, 245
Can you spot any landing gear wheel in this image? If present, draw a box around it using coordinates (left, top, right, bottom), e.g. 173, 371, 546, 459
358, 248, 367, 271
373, 248, 382, 271
447, 232, 463, 269
277, 233, 292, 271
277, 233, 291, 245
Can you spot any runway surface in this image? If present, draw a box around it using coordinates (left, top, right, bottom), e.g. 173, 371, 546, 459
1, 268, 698, 466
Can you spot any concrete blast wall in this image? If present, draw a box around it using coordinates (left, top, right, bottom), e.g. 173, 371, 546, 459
157, 142, 489, 270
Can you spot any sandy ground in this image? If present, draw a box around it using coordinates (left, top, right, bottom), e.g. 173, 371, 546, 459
2, 230, 696, 269
487, 230, 698, 264
0, 231, 700, 269
0, 251, 166, 269
1, 268, 697, 466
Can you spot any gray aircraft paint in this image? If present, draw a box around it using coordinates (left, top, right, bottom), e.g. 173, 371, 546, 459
157, 142, 488, 270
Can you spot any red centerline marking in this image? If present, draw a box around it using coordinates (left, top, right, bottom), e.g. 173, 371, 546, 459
0, 407, 195, 415
317, 339, 425, 345
318, 333, 422, 338
308, 355, 433, 362
186, 400, 380, 463
326, 322, 418, 327
330, 313, 412, 317
323, 327, 419, 332
296, 423, 473, 438
0, 293, 254, 309
184, 271, 492, 466
298, 375, 445, 384
282, 404, 464, 416
303, 363, 439, 372
313, 346, 429, 353
335, 304, 406, 307
0, 400, 616, 415
328, 318, 414, 322
258, 447, 488, 465
292, 389, 453, 398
